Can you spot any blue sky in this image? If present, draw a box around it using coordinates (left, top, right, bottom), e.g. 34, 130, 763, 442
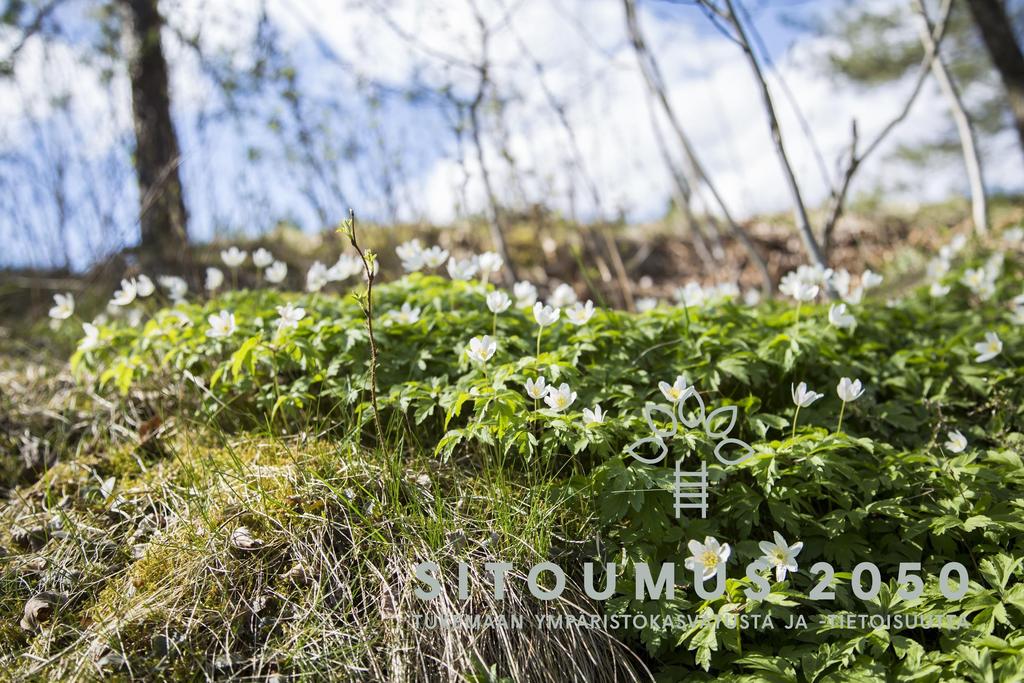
0, 0, 1019, 269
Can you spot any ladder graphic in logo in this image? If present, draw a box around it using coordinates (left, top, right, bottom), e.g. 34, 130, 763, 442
674, 459, 709, 519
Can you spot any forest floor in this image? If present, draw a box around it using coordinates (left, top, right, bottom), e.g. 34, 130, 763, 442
1, 199, 1023, 681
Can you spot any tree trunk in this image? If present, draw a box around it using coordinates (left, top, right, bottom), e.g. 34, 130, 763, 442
913, 0, 989, 235
965, 0, 1024, 161
121, 0, 188, 271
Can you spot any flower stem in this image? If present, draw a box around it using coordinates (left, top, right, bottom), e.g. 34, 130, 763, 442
681, 299, 692, 342
791, 405, 801, 439
837, 401, 847, 434
492, 313, 497, 337
536, 326, 544, 359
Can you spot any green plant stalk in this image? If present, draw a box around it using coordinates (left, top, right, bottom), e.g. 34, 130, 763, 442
536, 325, 544, 359
681, 299, 692, 342
837, 400, 847, 434
492, 312, 497, 337
341, 210, 385, 447
791, 404, 802, 439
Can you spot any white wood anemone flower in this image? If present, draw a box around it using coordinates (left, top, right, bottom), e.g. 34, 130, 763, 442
861, 269, 883, 290
547, 283, 578, 308
944, 430, 968, 453
111, 279, 138, 306
836, 377, 865, 402
524, 376, 547, 400
388, 302, 421, 325
205, 267, 225, 292
973, 332, 1003, 363
396, 239, 424, 272
486, 291, 512, 314
758, 531, 804, 581
543, 383, 577, 412
327, 255, 362, 282
420, 246, 449, 269
221, 246, 247, 268
582, 404, 605, 426
779, 270, 819, 302
636, 297, 659, 312
566, 300, 596, 325
49, 293, 74, 320
477, 251, 504, 275
828, 303, 856, 329
135, 274, 155, 297
791, 382, 823, 408
659, 375, 690, 403
533, 302, 560, 327
514, 281, 538, 307
207, 311, 237, 338
275, 303, 305, 331
684, 536, 730, 581
466, 335, 497, 364
265, 261, 287, 284
446, 256, 479, 281
158, 275, 188, 301
253, 247, 274, 268
835, 377, 865, 433
306, 262, 328, 292
79, 323, 100, 351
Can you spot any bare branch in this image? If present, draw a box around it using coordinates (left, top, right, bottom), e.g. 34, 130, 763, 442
911, 0, 989, 236
465, 0, 518, 283
1, 0, 67, 66
718, 0, 830, 281
622, 0, 772, 293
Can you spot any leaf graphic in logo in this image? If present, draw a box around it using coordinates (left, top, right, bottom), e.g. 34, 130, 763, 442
624, 403, 677, 465
714, 437, 755, 466
676, 387, 706, 429
625, 435, 669, 465
704, 405, 737, 439
644, 402, 678, 439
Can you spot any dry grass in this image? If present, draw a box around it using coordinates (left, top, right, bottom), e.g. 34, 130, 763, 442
0, 370, 650, 683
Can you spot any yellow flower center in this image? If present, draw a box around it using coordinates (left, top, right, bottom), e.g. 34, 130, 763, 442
700, 550, 719, 569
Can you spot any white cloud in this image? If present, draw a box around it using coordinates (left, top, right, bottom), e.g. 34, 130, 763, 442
1, 0, 1020, 267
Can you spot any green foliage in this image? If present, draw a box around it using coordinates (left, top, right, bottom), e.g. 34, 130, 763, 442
71, 254, 1024, 680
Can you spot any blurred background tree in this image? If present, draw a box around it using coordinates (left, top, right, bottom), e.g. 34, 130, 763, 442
2, 0, 190, 270
808, 0, 1024, 165
1, 0, 1023, 284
